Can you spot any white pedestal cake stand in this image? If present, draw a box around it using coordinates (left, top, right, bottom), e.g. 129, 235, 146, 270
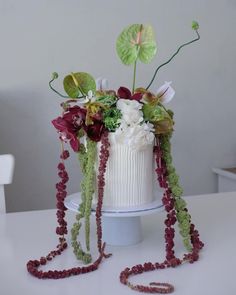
65, 192, 164, 246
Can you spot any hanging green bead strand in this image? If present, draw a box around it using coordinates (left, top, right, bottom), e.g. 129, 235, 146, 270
84, 139, 97, 251
71, 143, 92, 264
160, 133, 192, 252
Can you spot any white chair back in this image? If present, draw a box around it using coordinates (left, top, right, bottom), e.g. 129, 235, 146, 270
0, 154, 15, 213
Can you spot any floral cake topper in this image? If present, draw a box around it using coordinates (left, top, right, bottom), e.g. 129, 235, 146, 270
27, 21, 204, 294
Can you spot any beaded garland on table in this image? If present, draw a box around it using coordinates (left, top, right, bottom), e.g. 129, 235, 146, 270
26, 22, 204, 293
26, 132, 204, 292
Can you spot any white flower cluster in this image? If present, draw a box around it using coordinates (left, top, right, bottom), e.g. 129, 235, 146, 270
113, 99, 154, 151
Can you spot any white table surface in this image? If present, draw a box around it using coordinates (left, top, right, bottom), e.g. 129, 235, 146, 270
0, 191, 236, 295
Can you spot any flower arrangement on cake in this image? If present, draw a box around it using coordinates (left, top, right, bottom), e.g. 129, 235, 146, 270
27, 22, 204, 293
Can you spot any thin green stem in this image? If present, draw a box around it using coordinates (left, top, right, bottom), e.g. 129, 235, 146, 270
49, 79, 69, 98
146, 30, 200, 90
132, 60, 137, 93
49, 78, 85, 99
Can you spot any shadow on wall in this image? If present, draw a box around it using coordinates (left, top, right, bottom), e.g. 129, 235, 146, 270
0, 87, 82, 212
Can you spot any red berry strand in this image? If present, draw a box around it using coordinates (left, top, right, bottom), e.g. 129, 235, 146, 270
26, 145, 106, 279
119, 136, 204, 293
95, 131, 112, 258
27, 134, 203, 291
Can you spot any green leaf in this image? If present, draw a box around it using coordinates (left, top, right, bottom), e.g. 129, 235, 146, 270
63, 72, 96, 98
116, 24, 157, 65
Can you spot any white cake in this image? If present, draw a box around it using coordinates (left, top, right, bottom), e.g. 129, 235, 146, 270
95, 133, 155, 208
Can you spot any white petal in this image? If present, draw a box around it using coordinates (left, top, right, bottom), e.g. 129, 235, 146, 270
156, 81, 175, 104
95, 77, 102, 90
101, 78, 108, 90
87, 90, 93, 98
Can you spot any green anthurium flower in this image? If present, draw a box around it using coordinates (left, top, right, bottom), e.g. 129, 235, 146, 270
63, 72, 96, 98
116, 24, 157, 65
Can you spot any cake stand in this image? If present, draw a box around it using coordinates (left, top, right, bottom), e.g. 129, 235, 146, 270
65, 192, 164, 246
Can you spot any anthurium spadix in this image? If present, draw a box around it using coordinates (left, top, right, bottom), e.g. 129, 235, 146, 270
156, 81, 175, 104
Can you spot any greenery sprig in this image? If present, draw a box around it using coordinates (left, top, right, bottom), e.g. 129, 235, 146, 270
84, 139, 97, 251
71, 140, 96, 264
103, 108, 122, 131
71, 143, 91, 264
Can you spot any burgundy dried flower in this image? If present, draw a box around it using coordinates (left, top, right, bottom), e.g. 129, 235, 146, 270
117, 86, 142, 101
84, 121, 105, 142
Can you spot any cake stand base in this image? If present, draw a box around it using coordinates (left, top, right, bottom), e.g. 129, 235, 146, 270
102, 216, 142, 246
65, 193, 164, 246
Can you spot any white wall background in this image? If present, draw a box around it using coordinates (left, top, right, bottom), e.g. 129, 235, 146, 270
0, 0, 235, 212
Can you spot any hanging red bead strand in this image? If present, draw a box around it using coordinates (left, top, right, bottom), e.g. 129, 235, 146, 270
26, 145, 108, 279
119, 136, 204, 293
